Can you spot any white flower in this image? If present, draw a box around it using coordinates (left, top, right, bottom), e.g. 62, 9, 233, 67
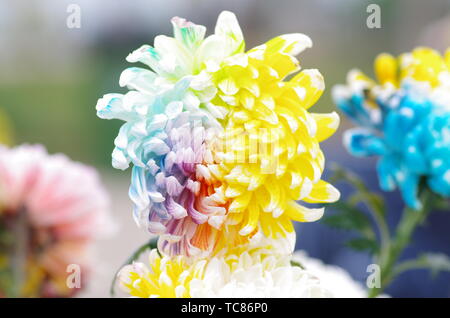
189, 251, 332, 298
118, 244, 333, 298
292, 250, 368, 298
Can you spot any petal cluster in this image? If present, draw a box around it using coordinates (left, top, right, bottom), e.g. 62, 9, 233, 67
207, 34, 340, 241
97, 80, 226, 256
333, 47, 450, 209
99, 11, 341, 298
97, 11, 339, 258
0, 144, 112, 297
292, 251, 369, 298
118, 237, 331, 298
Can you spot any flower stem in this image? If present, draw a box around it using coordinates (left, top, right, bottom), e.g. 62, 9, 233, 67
9, 208, 28, 297
368, 190, 433, 297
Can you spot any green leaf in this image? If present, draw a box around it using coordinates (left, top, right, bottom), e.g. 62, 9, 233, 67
349, 192, 386, 218
323, 214, 354, 230
432, 195, 450, 212
346, 237, 379, 253
290, 260, 305, 269
419, 253, 450, 277
393, 252, 450, 280
323, 202, 375, 239
330, 164, 386, 218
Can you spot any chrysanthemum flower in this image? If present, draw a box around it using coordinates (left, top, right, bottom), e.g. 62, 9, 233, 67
118, 236, 331, 298
292, 251, 369, 298
0, 145, 112, 297
333, 47, 450, 209
97, 11, 339, 257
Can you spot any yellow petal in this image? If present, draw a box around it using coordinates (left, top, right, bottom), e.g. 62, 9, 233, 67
239, 200, 260, 235
224, 184, 245, 198
265, 52, 300, 79
400, 47, 445, 86
312, 112, 340, 142
253, 101, 278, 125
304, 180, 340, 203
225, 210, 245, 225
264, 33, 312, 56
218, 78, 239, 95
290, 69, 324, 109
284, 201, 324, 222
374, 53, 398, 86
228, 191, 252, 213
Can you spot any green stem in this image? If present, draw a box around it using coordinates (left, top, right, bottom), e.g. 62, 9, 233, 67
330, 164, 391, 263
110, 237, 158, 297
368, 190, 433, 298
370, 207, 391, 269
10, 208, 28, 297
390, 259, 428, 278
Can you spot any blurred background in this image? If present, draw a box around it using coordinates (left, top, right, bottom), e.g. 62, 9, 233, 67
1, 0, 450, 297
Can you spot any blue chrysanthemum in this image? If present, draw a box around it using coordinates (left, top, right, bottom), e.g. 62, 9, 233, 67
333, 48, 450, 209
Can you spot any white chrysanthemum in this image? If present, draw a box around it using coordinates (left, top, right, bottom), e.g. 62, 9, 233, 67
292, 251, 368, 298
189, 252, 332, 298
117, 237, 333, 298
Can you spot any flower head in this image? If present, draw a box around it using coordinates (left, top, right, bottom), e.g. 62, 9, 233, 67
0, 145, 112, 297
333, 47, 450, 209
118, 236, 331, 298
97, 11, 339, 257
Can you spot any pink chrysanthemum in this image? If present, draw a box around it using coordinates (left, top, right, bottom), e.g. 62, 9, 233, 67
0, 144, 112, 297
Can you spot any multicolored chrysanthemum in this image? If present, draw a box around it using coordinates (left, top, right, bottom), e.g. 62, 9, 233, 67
0, 145, 113, 297
97, 11, 339, 258
333, 47, 450, 209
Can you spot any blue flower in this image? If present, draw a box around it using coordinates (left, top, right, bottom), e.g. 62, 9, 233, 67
334, 51, 450, 210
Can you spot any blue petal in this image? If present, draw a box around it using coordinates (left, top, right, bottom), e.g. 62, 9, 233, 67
397, 170, 421, 210
96, 93, 137, 121
427, 146, 450, 175
129, 166, 151, 224
343, 128, 386, 157
119, 67, 158, 93
403, 125, 428, 174
377, 155, 399, 191
428, 169, 450, 197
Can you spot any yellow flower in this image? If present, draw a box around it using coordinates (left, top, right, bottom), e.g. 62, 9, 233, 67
118, 249, 206, 298
375, 47, 450, 88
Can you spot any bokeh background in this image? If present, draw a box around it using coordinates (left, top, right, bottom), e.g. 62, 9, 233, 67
1, 0, 450, 297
